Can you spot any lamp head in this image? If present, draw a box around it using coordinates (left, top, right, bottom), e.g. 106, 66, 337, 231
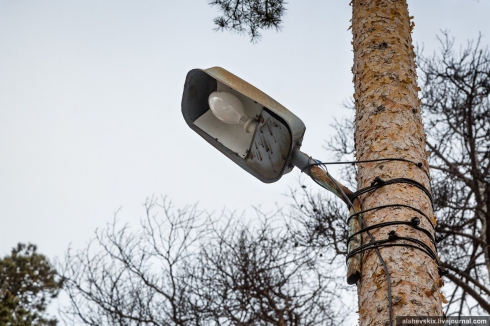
181, 67, 306, 183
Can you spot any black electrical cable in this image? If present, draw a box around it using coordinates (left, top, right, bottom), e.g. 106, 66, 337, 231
350, 177, 434, 209
346, 235, 440, 263
346, 219, 437, 248
309, 157, 431, 179
343, 174, 439, 266
347, 204, 436, 230
307, 159, 440, 326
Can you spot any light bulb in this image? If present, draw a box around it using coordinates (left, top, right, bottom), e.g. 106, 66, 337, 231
208, 91, 258, 133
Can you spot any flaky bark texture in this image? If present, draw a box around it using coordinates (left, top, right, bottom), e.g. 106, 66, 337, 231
351, 1, 444, 324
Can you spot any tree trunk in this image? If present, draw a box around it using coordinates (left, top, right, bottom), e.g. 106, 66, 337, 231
351, 0, 444, 324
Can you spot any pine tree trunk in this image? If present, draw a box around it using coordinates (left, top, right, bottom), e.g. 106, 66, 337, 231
351, 1, 444, 324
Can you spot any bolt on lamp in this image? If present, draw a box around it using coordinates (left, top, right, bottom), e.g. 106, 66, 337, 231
181, 67, 362, 284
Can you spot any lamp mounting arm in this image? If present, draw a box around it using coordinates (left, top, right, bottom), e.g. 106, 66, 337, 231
290, 149, 363, 285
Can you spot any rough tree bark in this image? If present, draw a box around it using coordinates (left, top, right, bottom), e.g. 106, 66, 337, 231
351, 1, 444, 324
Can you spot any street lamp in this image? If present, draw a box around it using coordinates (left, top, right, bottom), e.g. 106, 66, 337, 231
181, 67, 362, 284
181, 67, 306, 183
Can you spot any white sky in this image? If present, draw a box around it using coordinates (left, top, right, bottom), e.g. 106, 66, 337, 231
1, 0, 489, 322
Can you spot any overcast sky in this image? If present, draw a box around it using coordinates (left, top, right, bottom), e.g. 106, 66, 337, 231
1, 0, 489, 321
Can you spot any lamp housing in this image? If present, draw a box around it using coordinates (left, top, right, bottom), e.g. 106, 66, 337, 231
181, 67, 306, 183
